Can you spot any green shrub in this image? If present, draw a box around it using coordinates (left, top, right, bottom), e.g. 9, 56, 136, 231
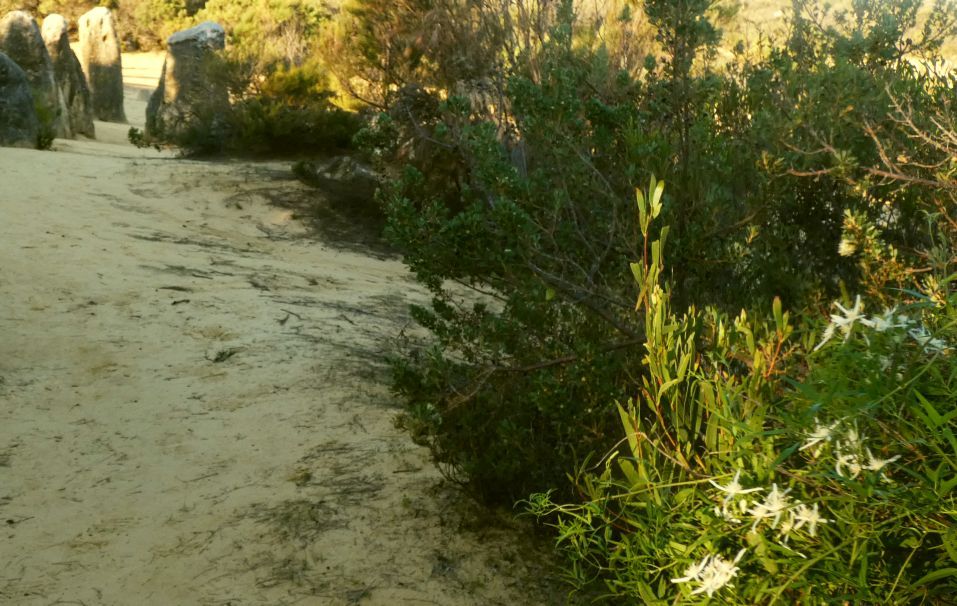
225, 60, 362, 154
198, 0, 329, 63
529, 180, 957, 603
381, 22, 651, 502
118, 0, 190, 50
370, 0, 957, 505
142, 52, 362, 156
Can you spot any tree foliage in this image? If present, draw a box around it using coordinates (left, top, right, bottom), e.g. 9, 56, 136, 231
347, 0, 957, 504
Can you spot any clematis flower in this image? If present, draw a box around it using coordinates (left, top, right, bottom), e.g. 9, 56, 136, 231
710, 470, 763, 505
671, 549, 747, 598
864, 448, 900, 473
832, 296, 865, 336
790, 503, 829, 537
896, 314, 914, 327
814, 296, 864, 351
671, 556, 711, 585
814, 323, 838, 352
908, 326, 952, 355
861, 307, 904, 332
800, 418, 841, 456
927, 338, 951, 355
714, 503, 742, 523
748, 484, 793, 530
835, 451, 862, 479
843, 425, 865, 450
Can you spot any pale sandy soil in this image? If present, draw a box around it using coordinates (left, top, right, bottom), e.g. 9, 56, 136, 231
0, 54, 567, 605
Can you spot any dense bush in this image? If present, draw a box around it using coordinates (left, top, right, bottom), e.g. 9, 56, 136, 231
198, 0, 329, 62
134, 52, 361, 156
116, 0, 191, 49
365, 0, 957, 505
377, 3, 655, 503
529, 179, 957, 603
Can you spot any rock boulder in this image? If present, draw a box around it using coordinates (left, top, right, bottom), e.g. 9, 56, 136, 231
0, 51, 40, 148
146, 21, 228, 140
42, 14, 94, 137
78, 7, 125, 122
0, 10, 70, 138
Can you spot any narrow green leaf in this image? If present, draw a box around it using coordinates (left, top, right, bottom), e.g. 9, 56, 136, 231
652, 178, 665, 218
943, 529, 957, 564
636, 581, 660, 604
911, 567, 957, 587
660, 378, 681, 396
619, 458, 642, 488
636, 188, 647, 230
773, 296, 783, 329
618, 402, 639, 455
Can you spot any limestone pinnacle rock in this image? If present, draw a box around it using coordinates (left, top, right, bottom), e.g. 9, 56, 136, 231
146, 21, 228, 141
0, 50, 40, 148
78, 7, 125, 122
0, 10, 71, 138
42, 14, 95, 138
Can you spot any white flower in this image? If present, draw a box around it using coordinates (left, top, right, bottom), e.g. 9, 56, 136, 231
672, 555, 711, 585
831, 296, 865, 337
778, 515, 795, 542
861, 307, 903, 332
843, 425, 865, 450
710, 470, 763, 505
800, 418, 840, 456
672, 549, 747, 598
813, 323, 838, 352
864, 448, 901, 473
896, 314, 914, 327
714, 503, 742, 523
909, 326, 952, 355
909, 325, 932, 346
927, 338, 951, 355
710, 471, 761, 524
814, 296, 864, 351
748, 484, 793, 530
790, 503, 829, 537
835, 451, 862, 479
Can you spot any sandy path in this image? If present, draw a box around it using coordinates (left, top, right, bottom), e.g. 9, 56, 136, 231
0, 58, 563, 605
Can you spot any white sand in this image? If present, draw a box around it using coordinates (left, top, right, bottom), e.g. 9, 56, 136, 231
0, 54, 562, 605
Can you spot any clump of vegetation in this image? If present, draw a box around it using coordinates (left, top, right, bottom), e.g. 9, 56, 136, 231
361, 0, 957, 506
199, 0, 328, 63
221, 57, 361, 155
528, 178, 957, 603
368, 1, 657, 503
132, 51, 362, 156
